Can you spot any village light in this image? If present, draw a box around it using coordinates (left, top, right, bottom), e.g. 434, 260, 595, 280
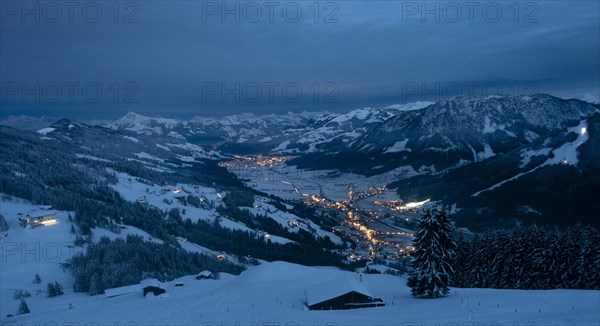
403, 199, 430, 209
39, 219, 58, 226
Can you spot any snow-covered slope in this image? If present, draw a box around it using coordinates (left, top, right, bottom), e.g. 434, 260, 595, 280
3, 260, 598, 325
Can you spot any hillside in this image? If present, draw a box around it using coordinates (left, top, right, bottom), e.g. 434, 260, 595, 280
3, 256, 598, 325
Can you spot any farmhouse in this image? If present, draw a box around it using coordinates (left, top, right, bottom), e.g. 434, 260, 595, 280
141, 278, 166, 297
196, 271, 214, 280
104, 283, 141, 298
305, 277, 385, 310
19, 209, 58, 228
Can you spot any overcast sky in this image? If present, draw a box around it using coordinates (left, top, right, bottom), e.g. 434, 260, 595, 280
1, 1, 598, 119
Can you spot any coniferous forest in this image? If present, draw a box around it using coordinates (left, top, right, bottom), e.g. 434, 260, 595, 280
450, 224, 600, 290
409, 211, 600, 298
66, 235, 244, 295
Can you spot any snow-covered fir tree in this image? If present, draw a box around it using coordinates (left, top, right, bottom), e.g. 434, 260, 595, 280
407, 208, 456, 298
17, 299, 30, 315
33, 274, 41, 285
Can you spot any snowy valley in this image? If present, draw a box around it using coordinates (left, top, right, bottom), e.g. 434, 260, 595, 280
1, 94, 599, 325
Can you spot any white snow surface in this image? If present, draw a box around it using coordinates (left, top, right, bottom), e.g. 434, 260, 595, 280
520, 148, 552, 168
542, 120, 589, 166
122, 135, 140, 143
36, 127, 55, 135
75, 154, 112, 163
3, 260, 598, 326
384, 139, 411, 153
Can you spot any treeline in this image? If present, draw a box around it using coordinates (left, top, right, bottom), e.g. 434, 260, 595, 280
218, 190, 344, 251
172, 217, 356, 269
66, 235, 244, 295
451, 224, 600, 290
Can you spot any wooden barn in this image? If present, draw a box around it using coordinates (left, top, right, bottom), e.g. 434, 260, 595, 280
305, 277, 385, 310
141, 278, 166, 297
104, 283, 141, 298
195, 271, 213, 280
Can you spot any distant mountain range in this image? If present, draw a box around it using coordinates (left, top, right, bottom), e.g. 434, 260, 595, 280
105, 93, 600, 230
107, 102, 434, 154
2, 93, 599, 230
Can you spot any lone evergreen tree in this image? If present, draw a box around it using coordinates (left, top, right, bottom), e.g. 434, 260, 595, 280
54, 281, 64, 296
407, 208, 456, 298
47, 282, 56, 297
33, 274, 41, 285
17, 299, 30, 315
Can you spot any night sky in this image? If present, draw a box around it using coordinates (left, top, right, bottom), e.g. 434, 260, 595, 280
1, 1, 599, 119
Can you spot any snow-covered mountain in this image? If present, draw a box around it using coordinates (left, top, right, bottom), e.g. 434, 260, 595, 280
575, 93, 600, 104
272, 102, 433, 154
361, 95, 596, 160
292, 94, 599, 173
109, 102, 434, 154
109, 111, 322, 147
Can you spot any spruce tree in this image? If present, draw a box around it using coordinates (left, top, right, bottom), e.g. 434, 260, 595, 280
54, 281, 64, 295
33, 274, 41, 285
47, 282, 56, 297
407, 208, 456, 298
88, 274, 103, 296
17, 299, 30, 315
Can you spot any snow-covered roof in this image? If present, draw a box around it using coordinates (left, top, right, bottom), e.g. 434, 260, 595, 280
140, 278, 163, 288
198, 271, 212, 277
305, 276, 374, 306
27, 210, 57, 218
104, 283, 141, 298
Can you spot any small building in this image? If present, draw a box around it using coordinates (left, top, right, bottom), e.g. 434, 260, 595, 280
195, 271, 213, 280
19, 210, 58, 228
141, 278, 166, 297
104, 283, 141, 298
305, 277, 385, 310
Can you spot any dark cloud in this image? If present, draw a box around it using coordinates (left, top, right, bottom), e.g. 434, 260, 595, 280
1, 0, 598, 119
